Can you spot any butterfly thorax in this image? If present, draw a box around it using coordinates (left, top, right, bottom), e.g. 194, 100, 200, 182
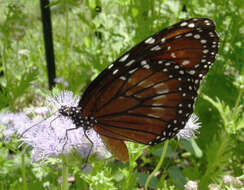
59, 105, 95, 130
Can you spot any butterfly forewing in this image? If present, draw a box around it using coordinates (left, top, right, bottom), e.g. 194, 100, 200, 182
79, 18, 219, 147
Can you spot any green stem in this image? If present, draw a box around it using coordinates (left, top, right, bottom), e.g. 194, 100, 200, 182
64, 0, 69, 69
233, 64, 244, 116
61, 156, 69, 190
16, 40, 19, 66
145, 140, 169, 190
233, 88, 243, 117
21, 154, 28, 190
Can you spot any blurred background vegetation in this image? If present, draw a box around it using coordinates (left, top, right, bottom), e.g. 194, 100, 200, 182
0, 0, 243, 189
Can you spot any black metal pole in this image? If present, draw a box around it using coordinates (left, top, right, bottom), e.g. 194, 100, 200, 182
40, 0, 56, 90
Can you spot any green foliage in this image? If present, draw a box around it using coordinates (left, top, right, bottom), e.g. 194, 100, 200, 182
0, 68, 38, 109
0, 0, 243, 189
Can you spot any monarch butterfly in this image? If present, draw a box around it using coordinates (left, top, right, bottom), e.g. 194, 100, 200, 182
59, 18, 219, 162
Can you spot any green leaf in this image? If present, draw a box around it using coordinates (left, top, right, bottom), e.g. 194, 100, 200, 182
167, 166, 186, 190
136, 172, 158, 189
152, 144, 177, 158
180, 139, 203, 158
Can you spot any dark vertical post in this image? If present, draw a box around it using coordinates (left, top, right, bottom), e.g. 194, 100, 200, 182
40, 0, 56, 90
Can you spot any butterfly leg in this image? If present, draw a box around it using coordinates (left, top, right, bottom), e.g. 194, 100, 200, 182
82, 130, 94, 169
61, 127, 78, 153
49, 116, 59, 131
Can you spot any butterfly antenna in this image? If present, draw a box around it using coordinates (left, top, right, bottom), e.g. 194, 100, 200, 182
49, 114, 62, 131
19, 110, 58, 138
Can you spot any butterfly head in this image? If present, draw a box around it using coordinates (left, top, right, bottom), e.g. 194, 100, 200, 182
59, 105, 81, 117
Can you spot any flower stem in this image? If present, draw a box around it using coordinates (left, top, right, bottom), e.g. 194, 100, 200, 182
64, 0, 69, 69
145, 140, 169, 190
61, 156, 69, 190
21, 154, 28, 190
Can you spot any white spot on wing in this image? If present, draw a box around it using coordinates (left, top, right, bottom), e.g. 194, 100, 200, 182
174, 65, 180, 69
143, 64, 150, 69
204, 20, 211, 25
182, 60, 190, 65
188, 70, 195, 75
154, 82, 165, 88
120, 76, 126, 81
129, 68, 137, 74
179, 70, 184, 75
145, 37, 155, 44
151, 107, 165, 111
171, 52, 176, 58
161, 38, 166, 43
125, 60, 135, 67
147, 113, 159, 118
175, 35, 182, 39
108, 64, 113, 69
119, 54, 129, 62
200, 39, 207, 44
194, 64, 200, 68
203, 49, 209, 54
141, 60, 147, 65
150, 45, 161, 51
180, 22, 188, 27
194, 34, 200, 39
113, 69, 119, 75
157, 89, 169, 94
185, 33, 193, 37
188, 23, 195, 28
152, 95, 165, 100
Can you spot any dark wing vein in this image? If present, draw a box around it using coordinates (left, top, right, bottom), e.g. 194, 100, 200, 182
95, 69, 156, 113
97, 121, 159, 136
97, 126, 149, 145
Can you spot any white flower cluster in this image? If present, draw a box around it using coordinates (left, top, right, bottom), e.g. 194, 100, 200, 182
0, 91, 108, 162
176, 114, 201, 140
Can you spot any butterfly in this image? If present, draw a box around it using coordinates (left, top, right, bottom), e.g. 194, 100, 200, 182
59, 18, 219, 162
